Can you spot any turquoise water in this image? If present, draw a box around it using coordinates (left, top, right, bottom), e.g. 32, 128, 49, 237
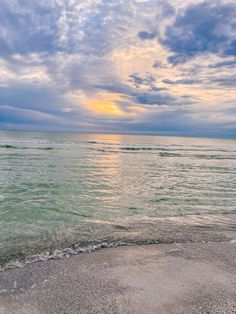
0, 131, 236, 264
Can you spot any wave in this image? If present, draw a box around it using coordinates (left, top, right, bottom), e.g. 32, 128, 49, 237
0, 240, 162, 272
0, 145, 53, 150
36, 147, 53, 150
84, 141, 99, 144
193, 154, 236, 160
0, 237, 214, 272
93, 145, 235, 154
81, 140, 110, 145
1, 235, 234, 272
118, 149, 236, 159
159, 151, 236, 159
91, 147, 236, 159
1, 211, 235, 271
159, 152, 181, 157
121, 147, 153, 151
0, 144, 17, 149
124, 147, 233, 152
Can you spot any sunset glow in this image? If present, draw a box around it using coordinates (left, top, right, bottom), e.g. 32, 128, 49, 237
0, 0, 235, 137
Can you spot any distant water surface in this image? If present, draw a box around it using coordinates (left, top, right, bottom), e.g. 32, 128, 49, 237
0, 131, 235, 265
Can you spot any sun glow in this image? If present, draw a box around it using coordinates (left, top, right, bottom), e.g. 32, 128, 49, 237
87, 93, 124, 116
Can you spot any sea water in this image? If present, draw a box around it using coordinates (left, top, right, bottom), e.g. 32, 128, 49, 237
0, 131, 235, 265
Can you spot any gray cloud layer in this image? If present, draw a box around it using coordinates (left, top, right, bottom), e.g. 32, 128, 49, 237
0, 0, 235, 137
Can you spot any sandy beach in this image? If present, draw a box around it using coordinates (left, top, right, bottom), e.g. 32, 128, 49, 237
0, 241, 235, 314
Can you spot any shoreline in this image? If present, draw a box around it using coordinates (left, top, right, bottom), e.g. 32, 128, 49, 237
0, 241, 235, 314
2, 236, 235, 273
1, 237, 235, 273
1, 212, 235, 271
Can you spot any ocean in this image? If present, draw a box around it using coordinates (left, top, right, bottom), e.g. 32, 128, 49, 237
0, 131, 235, 267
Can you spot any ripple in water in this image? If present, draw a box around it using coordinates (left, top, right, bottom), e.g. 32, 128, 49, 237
0, 131, 235, 266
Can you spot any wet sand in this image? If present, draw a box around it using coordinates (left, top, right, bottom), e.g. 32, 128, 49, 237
0, 242, 235, 314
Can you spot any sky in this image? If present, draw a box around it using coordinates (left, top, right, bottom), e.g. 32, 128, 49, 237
0, 0, 236, 137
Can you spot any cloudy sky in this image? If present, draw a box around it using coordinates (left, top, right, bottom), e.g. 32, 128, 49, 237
0, 0, 236, 137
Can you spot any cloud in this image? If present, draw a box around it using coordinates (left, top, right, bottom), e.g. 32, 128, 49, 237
134, 92, 175, 105
212, 76, 236, 87
0, 0, 137, 59
0, 1, 60, 57
156, 0, 175, 19
0, 79, 69, 114
0, 0, 235, 137
138, 31, 157, 40
209, 59, 236, 68
152, 60, 167, 69
162, 79, 200, 85
162, 1, 236, 64
137, 0, 175, 41
96, 78, 188, 107
129, 72, 157, 88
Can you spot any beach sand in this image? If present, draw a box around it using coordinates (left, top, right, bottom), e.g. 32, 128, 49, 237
0, 242, 235, 314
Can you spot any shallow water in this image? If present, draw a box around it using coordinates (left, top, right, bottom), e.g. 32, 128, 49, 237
0, 131, 236, 264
